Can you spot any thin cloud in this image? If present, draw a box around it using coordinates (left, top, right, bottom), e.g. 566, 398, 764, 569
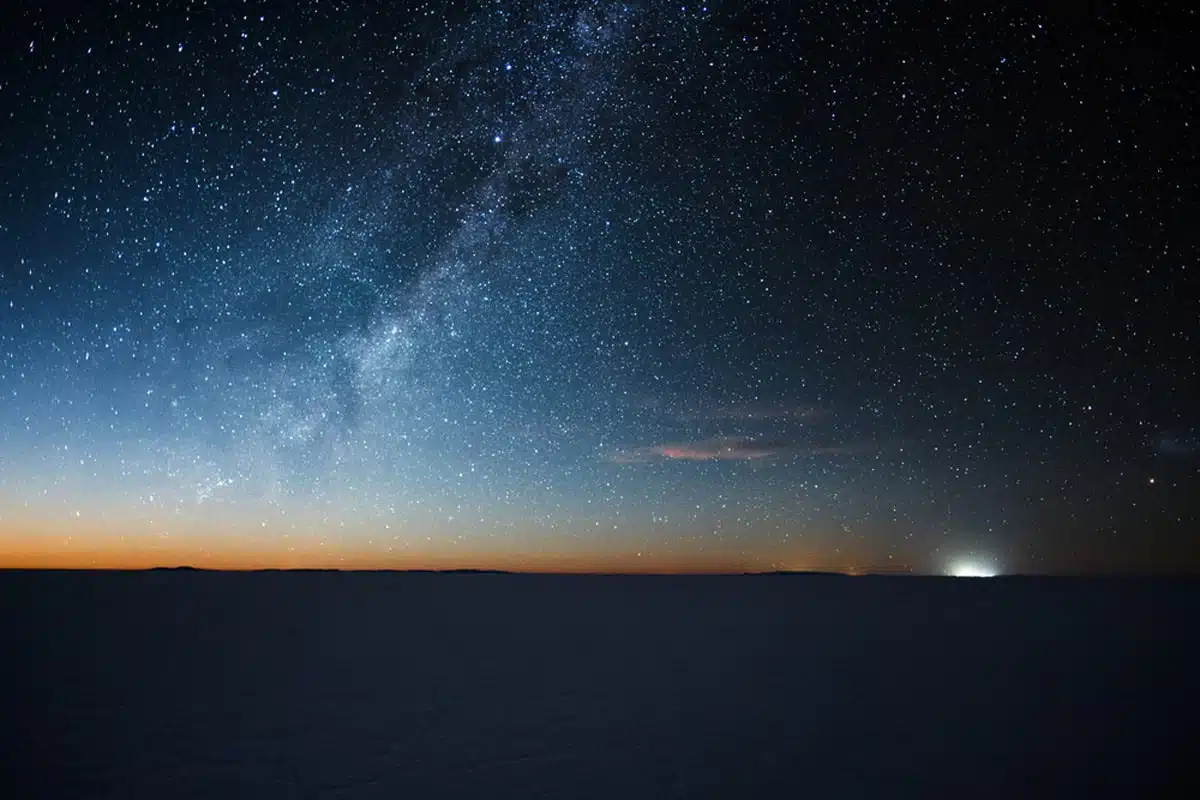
660, 437, 782, 461
1156, 432, 1200, 457
606, 436, 873, 464
608, 437, 775, 463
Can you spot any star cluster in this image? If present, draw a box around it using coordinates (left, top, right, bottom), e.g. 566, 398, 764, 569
1, 1, 1196, 573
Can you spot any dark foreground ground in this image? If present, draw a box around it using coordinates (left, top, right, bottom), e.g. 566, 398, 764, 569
2, 571, 1197, 798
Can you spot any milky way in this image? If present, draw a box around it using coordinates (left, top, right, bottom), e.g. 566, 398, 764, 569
1, 1, 1196, 572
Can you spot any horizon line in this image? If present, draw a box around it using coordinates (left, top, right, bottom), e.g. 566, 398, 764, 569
1, 565, 1193, 578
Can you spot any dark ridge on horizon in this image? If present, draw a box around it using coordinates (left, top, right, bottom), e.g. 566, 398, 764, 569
748, 570, 851, 577
247, 568, 517, 575
366, 568, 518, 575
250, 568, 347, 573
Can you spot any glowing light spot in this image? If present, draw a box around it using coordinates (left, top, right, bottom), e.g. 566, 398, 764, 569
947, 559, 999, 578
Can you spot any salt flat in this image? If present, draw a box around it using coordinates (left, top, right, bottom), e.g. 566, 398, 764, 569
3, 571, 1196, 798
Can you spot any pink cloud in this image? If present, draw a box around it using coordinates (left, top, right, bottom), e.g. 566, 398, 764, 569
606, 437, 875, 464
608, 437, 783, 464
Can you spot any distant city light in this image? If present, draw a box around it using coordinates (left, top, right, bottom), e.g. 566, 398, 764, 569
946, 559, 999, 578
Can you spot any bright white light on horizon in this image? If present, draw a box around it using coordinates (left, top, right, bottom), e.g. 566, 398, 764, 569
946, 558, 1000, 578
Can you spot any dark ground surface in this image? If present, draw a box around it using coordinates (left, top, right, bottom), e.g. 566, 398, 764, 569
2, 571, 1197, 798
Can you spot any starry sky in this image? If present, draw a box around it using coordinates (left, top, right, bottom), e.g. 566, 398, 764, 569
1, 0, 1197, 574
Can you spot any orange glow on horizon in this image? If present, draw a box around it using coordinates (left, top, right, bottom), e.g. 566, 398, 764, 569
0, 549, 775, 574
0, 529, 851, 574
0, 509, 881, 575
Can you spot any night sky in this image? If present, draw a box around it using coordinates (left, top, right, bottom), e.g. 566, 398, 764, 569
1, 1, 1196, 574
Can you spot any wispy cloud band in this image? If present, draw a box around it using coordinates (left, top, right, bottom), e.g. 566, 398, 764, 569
606, 436, 872, 464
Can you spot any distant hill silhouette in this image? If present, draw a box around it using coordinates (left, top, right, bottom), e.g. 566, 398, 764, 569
251, 568, 341, 573
750, 570, 850, 577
